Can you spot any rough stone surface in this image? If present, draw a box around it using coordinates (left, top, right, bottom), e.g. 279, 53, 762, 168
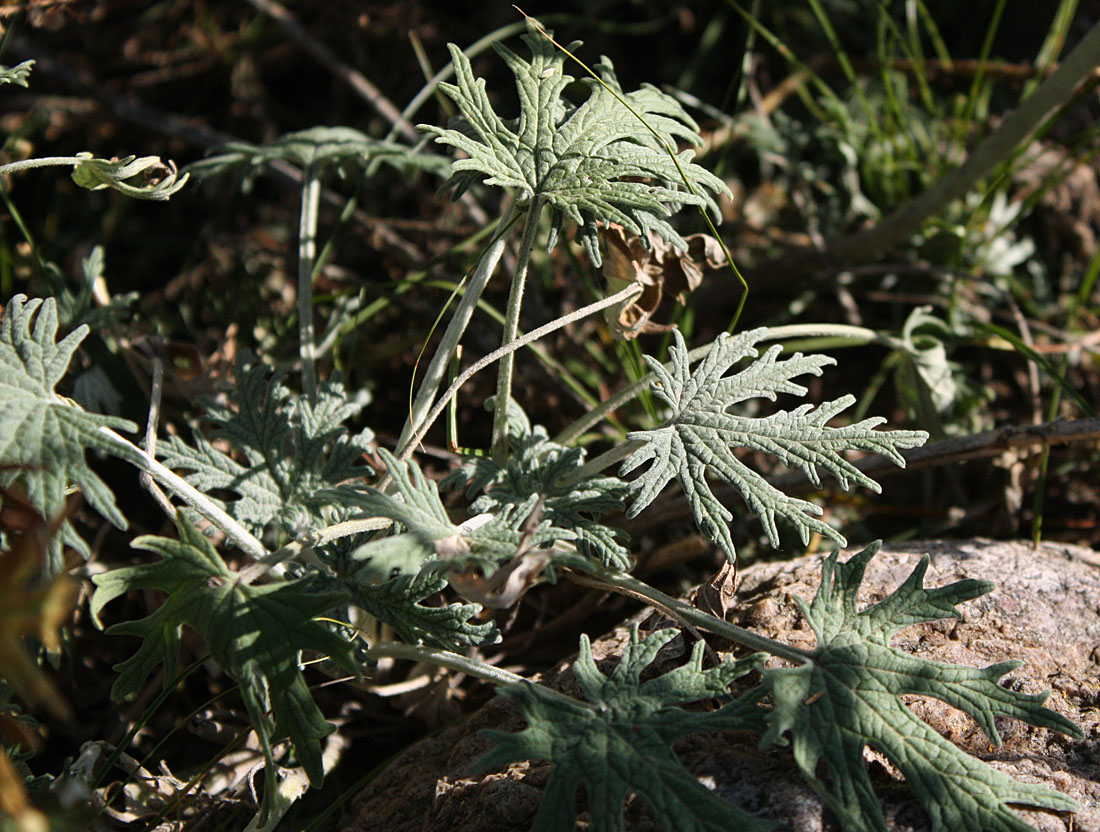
343, 539, 1100, 832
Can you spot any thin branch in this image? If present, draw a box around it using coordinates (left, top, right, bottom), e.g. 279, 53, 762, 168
491, 198, 543, 461
297, 163, 321, 403
396, 200, 520, 455
564, 567, 813, 664
0, 156, 89, 175
238, 517, 393, 585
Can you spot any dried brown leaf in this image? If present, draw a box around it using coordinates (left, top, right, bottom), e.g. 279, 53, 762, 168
597, 224, 727, 340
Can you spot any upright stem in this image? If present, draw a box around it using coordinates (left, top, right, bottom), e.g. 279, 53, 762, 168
491, 197, 543, 461
396, 200, 519, 455
396, 283, 641, 463
298, 163, 322, 403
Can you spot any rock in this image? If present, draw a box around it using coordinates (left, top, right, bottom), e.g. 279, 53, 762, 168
343, 539, 1100, 832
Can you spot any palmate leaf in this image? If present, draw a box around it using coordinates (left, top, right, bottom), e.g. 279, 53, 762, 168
477, 627, 773, 832
757, 542, 1081, 832
421, 27, 730, 265
158, 359, 373, 539
90, 512, 357, 792
0, 295, 136, 571
623, 329, 928, 560
444, 425, 632, 570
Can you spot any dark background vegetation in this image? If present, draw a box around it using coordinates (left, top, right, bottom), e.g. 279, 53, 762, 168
1, 1, 1098, 829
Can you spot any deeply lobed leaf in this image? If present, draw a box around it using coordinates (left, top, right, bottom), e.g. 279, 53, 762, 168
0, 60, 34, 87
346, 571, 499, 651
623, 329, 928, 560
444, 425, 632, 570
757, 542, 1081, 831
421, 27, 730, 265
186, 125, 448, 186
477, 626, 772, 832
158, 359, 374, 540
70, 153, 188, 200
350, 449, 574, 584
0, 295, 136, 570
91, 512, 357, 792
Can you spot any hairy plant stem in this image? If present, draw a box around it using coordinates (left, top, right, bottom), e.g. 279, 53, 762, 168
363, 642, 588, 709
396, 200, 520, 455
566, 566, 813, 664
491, 196, 544, 462
0, 156, 88, 176
98, 426, 268, 562
239, 517, 394, 585
556, 322, 898, 477
298, 162, 322, 403
396, 282, 642, 464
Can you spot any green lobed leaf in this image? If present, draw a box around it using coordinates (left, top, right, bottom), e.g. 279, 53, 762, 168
476, 626, 773, 832
91, 512, 357, 792
444, 424, 633, 570
350, 449, 573, 583
0, 295, 136, 571
421, 27, 731, 265
346, 570, 499, 650
757, 542, 1082, 832
158, 359, 374, 540
39, 246, 139, 334
622, 328, 928, 560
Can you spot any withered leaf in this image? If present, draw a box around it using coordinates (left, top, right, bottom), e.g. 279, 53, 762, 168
598, 224, 728, 340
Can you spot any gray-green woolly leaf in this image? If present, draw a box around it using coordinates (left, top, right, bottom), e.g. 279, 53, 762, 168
346, 571, 498, 650
622, 329, 928, 561
186, 125, 448, 187
0, 295, 136, 571
756, 542, 1081, 832
70, 153, 188, 200
350, 451, 573, 584
0, 60, 34, 87
444, 425, 632, 570
476, 626, 773, 832
420, 28, 730, 264
91, 512, 357, 805
158, 359, 373, 540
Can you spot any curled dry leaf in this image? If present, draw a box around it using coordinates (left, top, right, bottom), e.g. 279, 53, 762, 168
598, 223, 728, 340
694, 559, 740, 622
